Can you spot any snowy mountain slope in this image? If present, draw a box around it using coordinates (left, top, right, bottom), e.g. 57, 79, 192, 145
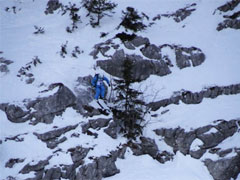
0, 0, 240, 179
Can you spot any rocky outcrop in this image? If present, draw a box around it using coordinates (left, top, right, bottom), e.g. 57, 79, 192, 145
76, 155, 120, 180
154, 119, 240, 159
0, 57, 13, 73
174, 46, 205, 69
204, 154, 240, 180
81, 118, 111, 133
0, 83, 76, 124
216, 0, 240, 31
34, 124, 78, 149
217, 18, 240, 31
155, 3, 196, 22
5, 158, 25, 168
68, 146, 90, 164
0, 104, 30, 123
19, 157, 51, 174
217, 0, 240, 12
128, 137, 174, 164
44, 0, 61, 14
148, 83, 240, 111
97, 51, 171, 81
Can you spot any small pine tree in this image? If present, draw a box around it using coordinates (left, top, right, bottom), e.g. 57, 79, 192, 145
118, 7, 147, 32
113, 58, 145, 140
82, 0, 117, 27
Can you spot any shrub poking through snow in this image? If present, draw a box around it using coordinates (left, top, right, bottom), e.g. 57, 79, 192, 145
112, 58, 146, 140
60, 41, 68, 58
61, 3, 81, 33
118, 7, 147, 32
82, 0, 117, 27
33, 25, 45, 34
72, 46, 84, 58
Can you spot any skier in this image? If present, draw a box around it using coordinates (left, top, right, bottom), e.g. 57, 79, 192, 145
91, 68, 110, 100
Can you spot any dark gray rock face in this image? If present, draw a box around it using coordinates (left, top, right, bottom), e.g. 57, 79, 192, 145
204, 154, 240, 180
82, 118, 111, 133
217, 19, 240, 31
20, 159, 50, 174
68, 146, 90, 164
0, 104, 30, 123
45, 0, 61, 14
104, 121, 118, 139
30, 83, 76, 124
175, 46, 205, 69
5, 158, 25, 168
0, 57, 13, 73
0, 83, 77, 124
76, 155, 120, 180
140, 44, 162, 60
97, 52, 171, 81
154, 119, 239, 159
128, 137, 174, 164
130, 36, 150, 47
76, 162, 102, 180
73, 76, 95, 115
217, 0, 240, 12
148, 83, 240, 111
43, 167, 61, 180
159, 3, 196, 22
34, 124, 78, 149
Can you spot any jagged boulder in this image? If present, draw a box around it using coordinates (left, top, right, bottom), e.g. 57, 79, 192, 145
34, 124, 78, 149
175, 46, 205, 69
140, 44, 162, 60
68, 146, 90, 164
148, 83, 240, 111
204, 154, 240, 180
5, 158, 25, 168
217, 0, 240, 12
43, 167, 62, 180
0, 104, 30, 123
20, 158, 50, 174
28, 83, 76, 124
128, 137, 174, 163
74, 76, 95, 114
217, 19, 240, 31
159, 3, 196, 23
154, 120, 240, 159
82, 118, 111, 133
97, 51, 171, 81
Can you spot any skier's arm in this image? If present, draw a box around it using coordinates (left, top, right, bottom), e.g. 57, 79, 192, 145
91, 76, 97, 87
103, 76, 110, 86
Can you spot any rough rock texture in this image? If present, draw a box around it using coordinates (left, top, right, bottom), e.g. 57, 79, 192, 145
82, 118, 111, 133
217, 19, 240, 31
140, 44, 162, 60
68, 146, 90, 164
0, 104, 30, 123
44, 0, 61, 14
0, 83, 77, 124
29, 83, 76, 124
0, 57, 13, 73
5, 158, 25, 168
128, 137, 174, 164
73, 76, 95, 113
34, 124, 78, 149
217, 0, 240, 12
204, 154, 240, 180
19, 158, 51, 174
97, 51, 171, 81
174, 46, 205, 69
42, 167, 62, 180
104, 121, 119, 139
148, 83, 240, 111
154, 119, 239, 159
159, 3, 196, 22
